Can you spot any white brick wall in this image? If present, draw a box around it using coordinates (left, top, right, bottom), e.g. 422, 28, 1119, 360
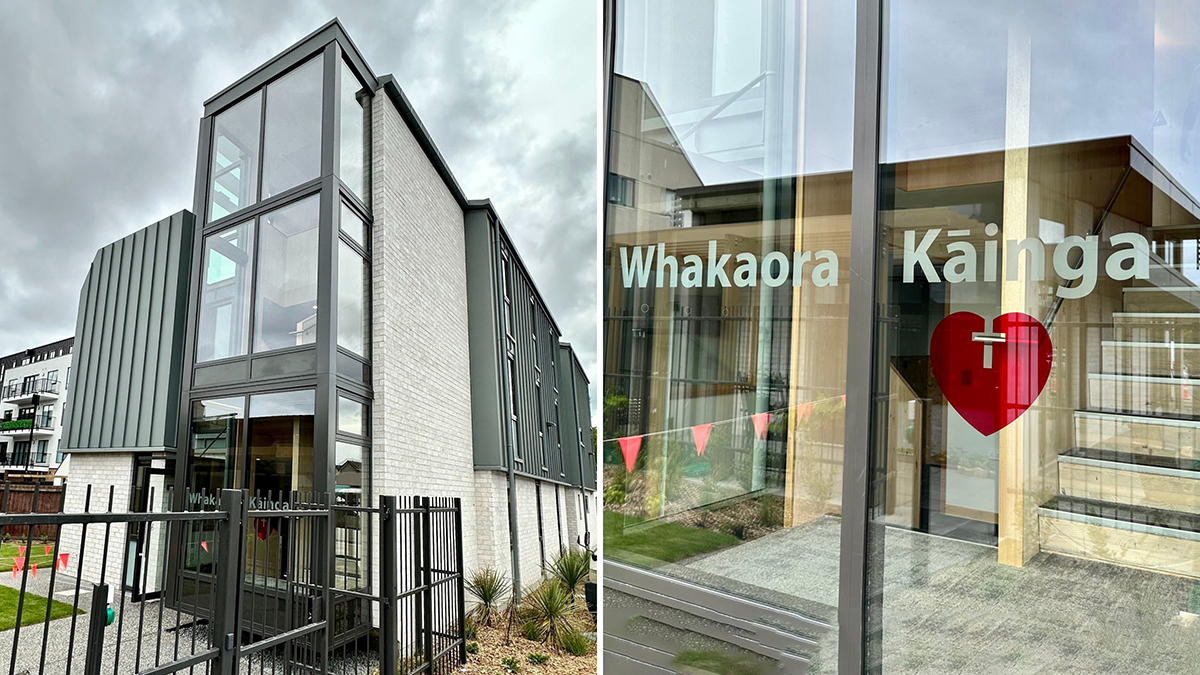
59, 452, 134, 587
369, 92, 481, 581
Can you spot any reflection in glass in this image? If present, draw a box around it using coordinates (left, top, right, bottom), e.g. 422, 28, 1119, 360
254, 196, 319, 352
187, 397, 244, 498
340, 202, 368, 250
334, 441, 367, 590
337, 395, 366, 436
208, 92, 261, 222
262, 57, 323, 199
337, 239, 369, 357
339, 60, 369, 202
197, 221, 254, 362
605, 1, 853, 669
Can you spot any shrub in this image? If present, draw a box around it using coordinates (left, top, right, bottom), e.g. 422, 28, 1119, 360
520, 618, 544, 641
501, 656, 522, 673
466, 567, 510, 626
604, 482, 625, 505
559, 630, 592, 657
521, 582, 574, 650
465, 641, 479, 654
527, 653, 550, 665
463, 614, 478, 640
545, 548, 590, 604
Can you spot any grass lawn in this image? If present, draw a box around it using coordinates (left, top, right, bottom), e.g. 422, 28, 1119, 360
0, 541, 56, 573
604, 510, 740, 565
0, 584, 81, 632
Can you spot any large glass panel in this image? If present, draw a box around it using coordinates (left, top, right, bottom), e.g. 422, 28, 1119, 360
262, 57, 323, 199
868, 2, 1200, 671
196, 221, 254, 362
337, 238, 368, 357
246, 389, 315, 500
254, 195, 319, 352
339, 60, 369, 202
334, 441, 368, 590
245, 390, 315, 584
337, 395, 366, 436
208, 92, 261, 222
340, 202, 368, 250
603, 1, 854, 670
186, 397, 244, 500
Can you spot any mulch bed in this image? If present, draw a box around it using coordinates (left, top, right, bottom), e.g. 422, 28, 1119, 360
461, 609, 596, 675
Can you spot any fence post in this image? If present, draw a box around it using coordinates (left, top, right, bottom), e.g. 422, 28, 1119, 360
380, 496, 399, 675
212, 489, 245, 675
83, 582, 108, 675
420, 497, 434, 669
454, 497, 467, 665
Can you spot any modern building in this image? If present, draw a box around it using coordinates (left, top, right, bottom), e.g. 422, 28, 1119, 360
604, 2, 1200, 674
58, 18, 595, 615
0, 337, 74, 483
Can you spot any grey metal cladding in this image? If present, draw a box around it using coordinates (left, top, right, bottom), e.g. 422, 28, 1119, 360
464, 209, 505, 470
556, 344, 583, 487
572, 352, 595, 490
63, 210, 195, 451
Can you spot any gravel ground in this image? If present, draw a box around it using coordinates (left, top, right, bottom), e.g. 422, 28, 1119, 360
459, 610, 596, 675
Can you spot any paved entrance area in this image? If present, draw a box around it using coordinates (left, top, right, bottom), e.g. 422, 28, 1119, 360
673, 516, 1200, 674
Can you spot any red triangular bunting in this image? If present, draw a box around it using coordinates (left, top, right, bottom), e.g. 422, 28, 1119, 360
796, 403, 811, 424
692, 424, 714, 456
30, 564, 36, 578
13, 557, 24, 572
257, 518, 269, 541
840, 394, 847, 406
752, 412, 770, 440
44, 545, 52, 556
58, 553, 69, 570
17, 546, 25, 557
618, 436, 643, 473
200, 541, 209, 553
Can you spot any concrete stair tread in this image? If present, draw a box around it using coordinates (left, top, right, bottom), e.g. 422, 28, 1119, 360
1041, 495, 1200, 535
1062, 447, 1200, 474
1078, 407, 1200, 425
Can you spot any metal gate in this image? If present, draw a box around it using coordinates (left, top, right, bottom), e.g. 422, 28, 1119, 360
0, 486, 465, 675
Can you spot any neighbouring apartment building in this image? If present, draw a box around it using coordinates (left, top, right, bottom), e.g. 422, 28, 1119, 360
0, 337, 74, 483
605, 1, 1200, 674
57, 19, 596, 612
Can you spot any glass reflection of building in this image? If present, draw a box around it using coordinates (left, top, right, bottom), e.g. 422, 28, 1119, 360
605, 1, 1200, 673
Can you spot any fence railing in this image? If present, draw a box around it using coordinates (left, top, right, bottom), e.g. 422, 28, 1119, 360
0, 486, 466, 675
1, 379, 59, 400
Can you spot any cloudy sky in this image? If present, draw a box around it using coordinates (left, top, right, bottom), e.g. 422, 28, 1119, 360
0, 0, 598, 403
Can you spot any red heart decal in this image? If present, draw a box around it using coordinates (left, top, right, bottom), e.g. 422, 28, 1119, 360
930, 312, 1052, 436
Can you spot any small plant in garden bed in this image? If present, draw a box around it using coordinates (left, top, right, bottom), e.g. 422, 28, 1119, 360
521, 582, 574, 650
559, 630, 592, 657
500, 656, 521, 673
520, 617, 543, 641
527, 652, 549, 665
545, 549, 590, 608
466, 641, 479, 654
466, 567, 510, 626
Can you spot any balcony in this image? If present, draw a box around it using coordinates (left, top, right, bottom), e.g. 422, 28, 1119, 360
1, 378, 60, 405
0, 416, 54, 437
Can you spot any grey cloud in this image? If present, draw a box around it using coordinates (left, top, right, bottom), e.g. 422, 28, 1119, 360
0, 0, 598, 408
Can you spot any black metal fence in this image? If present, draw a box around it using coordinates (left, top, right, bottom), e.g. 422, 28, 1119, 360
0, 486, 465, 675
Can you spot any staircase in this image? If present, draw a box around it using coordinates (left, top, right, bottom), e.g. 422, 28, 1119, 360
1039, 283, 1200, 579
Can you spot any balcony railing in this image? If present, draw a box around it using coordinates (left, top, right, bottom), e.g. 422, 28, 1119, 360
0, 416, 53, 433
1, 378, 59, 400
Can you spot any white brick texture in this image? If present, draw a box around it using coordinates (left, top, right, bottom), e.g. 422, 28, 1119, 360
59, 452, 135, 587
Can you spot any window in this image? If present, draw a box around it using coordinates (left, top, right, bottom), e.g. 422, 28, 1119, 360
36, 440, 47, 463
337, 395, 367, 437
246, 390, 315, 500
208, 91, 262, 222
508, 356, 521, 463
333, 440, 368, 590
46, 370, 57, 384
196, 221, 255, 362
261, 57, 323, 199
340, 202, 368, 250
502, 256, 514, 335
338, 205, 370, 358
187, 397, 245, 497
254, 195, 319, 352
607, 173, 635, 207
339, 60, 369, 202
